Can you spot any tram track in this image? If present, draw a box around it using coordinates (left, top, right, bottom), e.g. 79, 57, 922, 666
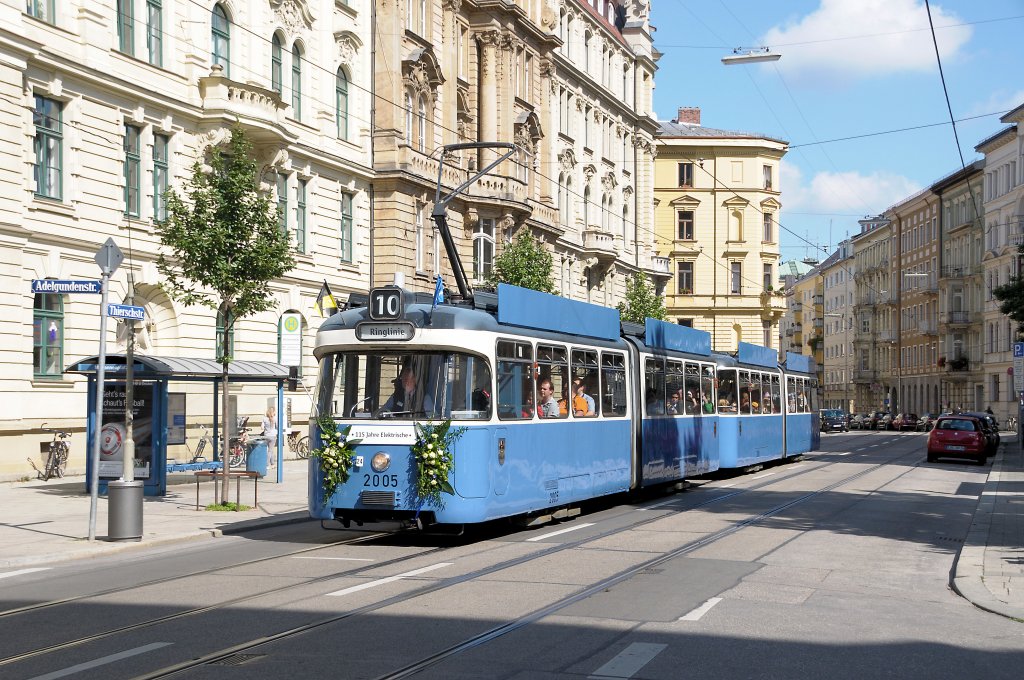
111, 435, 925, 680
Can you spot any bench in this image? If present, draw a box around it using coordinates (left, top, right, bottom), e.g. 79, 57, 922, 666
193, 470, 259, 510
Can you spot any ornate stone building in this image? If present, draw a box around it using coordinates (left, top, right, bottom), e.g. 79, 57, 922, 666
370, 0, 666, 303
0, 0, 374, 476
654, 108, 787, 351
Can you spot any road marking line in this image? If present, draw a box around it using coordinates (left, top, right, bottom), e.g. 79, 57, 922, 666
679, 596, 723, 621
836, 452, 851, 456
526, 523, 596, 542
26, 642, 172, 680
326, 562, 452, 597
719, 483, 737, 488
641, 498, 679, 510
0, 567, 50, 580
751, 472, 776, 479
588, 642, 668, 679
291, 556, 374, 561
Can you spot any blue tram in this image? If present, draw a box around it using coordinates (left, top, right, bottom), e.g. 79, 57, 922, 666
310, 283, 818, 529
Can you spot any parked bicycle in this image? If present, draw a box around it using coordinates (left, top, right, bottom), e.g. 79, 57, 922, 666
227, 417, 249, 468
287, 429, 310, 459
184, 425, 214, 463
28, 424, 70, 481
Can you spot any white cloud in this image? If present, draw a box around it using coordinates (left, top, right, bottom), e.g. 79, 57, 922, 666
783, 163, 921, 215
760, 0, 971, 82
965, 90, 1024, 118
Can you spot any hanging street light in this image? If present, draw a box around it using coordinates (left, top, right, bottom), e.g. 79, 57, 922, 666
722, 47, 781, 65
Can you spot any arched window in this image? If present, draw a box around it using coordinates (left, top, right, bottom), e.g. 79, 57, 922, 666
417, 96, 427, 152
33, 291, 63, 378
404, 93, 413, 146
216, 304, 235, 362
291, 43, 302, 118
584, 31, 591, 70
583, 185, 591, 230
557, 174, 565, 225
622, 204, 629, 244
336, 68, 349, 139
473, 218, 495, 282
271, 35, 283, 94
211, 4, 230, 75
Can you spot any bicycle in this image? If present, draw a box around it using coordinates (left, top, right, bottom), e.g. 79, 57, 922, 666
287, 429, 310, 459
28, 424, 70, 481
184, 425, 213, 463
227, 417, 250, 468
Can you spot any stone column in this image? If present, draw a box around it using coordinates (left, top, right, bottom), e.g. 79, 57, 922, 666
476, 31, 499, 168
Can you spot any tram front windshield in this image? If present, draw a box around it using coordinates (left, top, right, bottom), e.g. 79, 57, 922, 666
317, 351, 492, 421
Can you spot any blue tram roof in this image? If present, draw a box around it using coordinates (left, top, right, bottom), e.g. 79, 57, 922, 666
643, 318, 711, 356
496, 284, 620, 341
737, 342, 779, 369
784, 351, 815, 374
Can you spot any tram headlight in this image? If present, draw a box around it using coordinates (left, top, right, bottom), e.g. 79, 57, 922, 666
370, 452, 391, 472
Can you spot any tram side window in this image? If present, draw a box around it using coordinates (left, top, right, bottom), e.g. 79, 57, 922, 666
497, 340, 534, 420
683, 362, 701, 415
601, 352, 627, 416
447, 354, 492, 420
739, 370, 754, 414
701, 365, 716, 413
770, 374, 782, 414
537, 344, 569, 419
787, 376, 797, 412
570, 349, 599, 417
796, 378, 808, 412
665, 360, 684, 414
645, 357, 666, 415
717, 369, 737, 413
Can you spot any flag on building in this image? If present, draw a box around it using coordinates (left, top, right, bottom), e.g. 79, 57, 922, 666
315, 280, 338, 317
432, 275, 444, 310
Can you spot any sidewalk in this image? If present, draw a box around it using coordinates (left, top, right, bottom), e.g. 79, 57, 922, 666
952, 432, 1024, 621
0, 459, 311, 568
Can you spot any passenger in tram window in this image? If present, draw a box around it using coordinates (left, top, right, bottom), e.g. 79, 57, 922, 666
521, 393, 535, 418
558, 384, 570, 417
646, 387, 665, 416
538, 378, 560, 418
686, 390, 699, 413
739, 390, 750, 412
572, 378, 596, 416
667, 390, 682, 415
384, 364, 435, 414
703, 395, 716, 414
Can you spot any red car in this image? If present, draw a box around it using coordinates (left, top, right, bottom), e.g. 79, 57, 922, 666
926, 416, 987, 465
892, 413, 919, 431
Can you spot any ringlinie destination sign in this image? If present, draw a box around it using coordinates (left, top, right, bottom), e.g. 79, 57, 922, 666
32, 279, 102, 294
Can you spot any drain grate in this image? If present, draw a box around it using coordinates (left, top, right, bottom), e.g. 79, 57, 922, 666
937, 536, 964, 543
210, 653, 266, 666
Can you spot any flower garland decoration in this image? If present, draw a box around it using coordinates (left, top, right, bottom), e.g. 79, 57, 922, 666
310, 416, 360, 504
411, 419, 466, 506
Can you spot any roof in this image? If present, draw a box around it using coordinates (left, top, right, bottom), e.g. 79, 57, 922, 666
656, 120, 788, 146
66, 355, 289, 381
779, 259, 816, 279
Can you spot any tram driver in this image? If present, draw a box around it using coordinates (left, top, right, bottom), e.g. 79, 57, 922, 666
383, 364, 435, 415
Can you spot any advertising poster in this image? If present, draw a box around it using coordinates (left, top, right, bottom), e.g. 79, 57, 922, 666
167, 392, 186, 445
99, 383, 154, 479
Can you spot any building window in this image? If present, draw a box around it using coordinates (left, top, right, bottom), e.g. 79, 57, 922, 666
678, 162, 693, 187
763, 213, 773, 242
147, 0, 162, 66
473, 218, 495, 282
215, 304, 234, 362
763, 320, 771, 347
417, 97, 426, 152
415, 201, 425, 270
731, 261, 742, 294
276, 173, 288, 234
123, 124, 141, 217
211, 4, 230, 76
291, 44, 302, 118
763, 164, 773, 190
404, 93, 413, 146
336, 69, 349, 139
271, 35, 283, 94
340, 192, 353, 262
33, 291, 63, 378
117, 0, 134, 55
677, 261, 693, 294
677, 210, 694, 240
33, 96, 62, 200
677, 318, 693, 327
296, 179, 307, 253
27, 0, 54, 23
763, 263, 773, 291
583, 186, 591, 230
153, 134, 169, 222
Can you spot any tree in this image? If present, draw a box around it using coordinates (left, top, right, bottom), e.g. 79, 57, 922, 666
994, 276, 1024, 337
157, 127, 295, 506
617, 272, 666, 324
487, 229, 555, 293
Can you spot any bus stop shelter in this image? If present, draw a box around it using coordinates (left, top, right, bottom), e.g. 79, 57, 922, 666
67, 354, 290, 495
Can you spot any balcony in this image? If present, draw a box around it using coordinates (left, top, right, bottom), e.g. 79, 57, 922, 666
918, 320, 938, 335
878, 290, 895, 306
942, 310, 972, 326
813, 295, 824, 306
581, 229, 618, 265
198, 67, 291, 144
941, 264, 977, 279
878, 330, 897, 343
853, 370, 874, 383
813, 318, 824, 329
648, 255, 670, 274
1009, 232, 1024, 247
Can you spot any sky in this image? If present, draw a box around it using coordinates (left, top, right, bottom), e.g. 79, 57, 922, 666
650, 0, 1024, 263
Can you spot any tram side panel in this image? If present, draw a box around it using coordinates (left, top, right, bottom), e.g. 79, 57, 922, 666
640, 415, 719, 484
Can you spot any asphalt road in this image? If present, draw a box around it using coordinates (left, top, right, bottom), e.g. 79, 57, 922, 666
1, 430, 1020, 680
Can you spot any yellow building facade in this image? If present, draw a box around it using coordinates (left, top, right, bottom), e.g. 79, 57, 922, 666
654, 109, 787, 351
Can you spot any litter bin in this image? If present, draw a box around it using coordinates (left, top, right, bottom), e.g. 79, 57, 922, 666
246, 440, 268, 478
108, 480, 144, 540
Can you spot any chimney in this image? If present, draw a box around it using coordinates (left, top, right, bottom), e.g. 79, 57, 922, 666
675, 107, 700, 125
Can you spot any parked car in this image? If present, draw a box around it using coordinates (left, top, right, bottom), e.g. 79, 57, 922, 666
820, 409, 849, 432
878, 412, 895, 430
926, 415, 987, 465
849, 413, 868, 430
960, 412, 1001, 455
917, 413, 939, 432
864, 411, 885, 430
892, 413, 919, 431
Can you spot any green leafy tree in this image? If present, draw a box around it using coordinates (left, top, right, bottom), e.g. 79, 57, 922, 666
617, 272, 666, 323
157, 127, 295, 505
994, 276, 1024, 337
486, 229, 555, 293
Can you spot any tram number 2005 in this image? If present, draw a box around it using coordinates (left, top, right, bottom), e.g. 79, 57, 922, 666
363, 474, 399, 488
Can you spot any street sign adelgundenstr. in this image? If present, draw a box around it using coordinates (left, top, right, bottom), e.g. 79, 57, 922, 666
32, 279, 102, 294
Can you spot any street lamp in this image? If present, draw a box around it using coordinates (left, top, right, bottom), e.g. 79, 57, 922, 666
722, 47, 781, 65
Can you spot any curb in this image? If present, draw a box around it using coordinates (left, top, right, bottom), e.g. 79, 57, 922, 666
950, 442, 1024, 622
